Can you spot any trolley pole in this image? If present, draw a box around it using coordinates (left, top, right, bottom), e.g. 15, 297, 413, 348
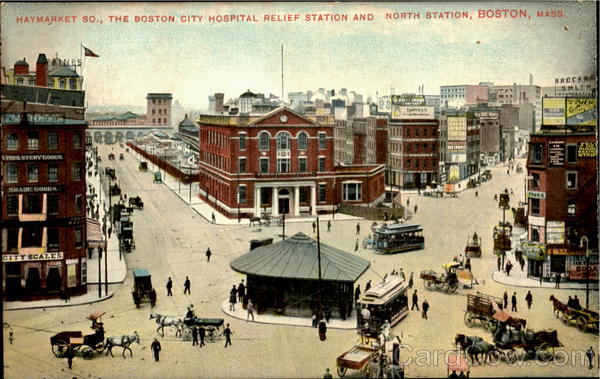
316, 217, 323, 320
580, 236, 590, 308
282, 214, 286, 240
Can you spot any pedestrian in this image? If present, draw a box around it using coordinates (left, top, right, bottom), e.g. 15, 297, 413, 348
206, 247, 212, 262
108, 226, 112, 239
510, 188, 514, 195
356, 222, 361, 235
422, 300, 429, 319
9, 328, 14, 344
475, 190, 478, 198
229, 285, 237, 311
511, 292, 518, 312
65, 343, 75, 369
503, 291, 508, 309
586, 346, 595, 369
192, 326, 199, 346
184, 276, 191, 295
327, 220, 331, 233
494, 194, 498, 201
312, 313, 318, 328
399, 268, 405, 280
247, 300, 255, 321
414, 205, 418, 214
211, 212, 216, 223
318, 319, 327, 341
323, 368, 333, 379
408, 272, 414, 288
365, 280, 371, 291
555, 272, 561, 289
411, 290, 419, 311
497, 256, 501, 271
312, 221, 317, 233
166, 277, 173, 296
519, 256, 525, 271
224, 323, 233, 347
237, 280, 245, 303
198, 325, 206, 347
354, 285, 361, 303
465, 258, 471, 272
525, 291, 533, 309
507, 169, 509, 175
354, 239, 359, 251
573, 295, 582, 310
505, 260, 512, 276
407, 198, 410, 207
325, 307, 331, 323
151, 337, 161, 361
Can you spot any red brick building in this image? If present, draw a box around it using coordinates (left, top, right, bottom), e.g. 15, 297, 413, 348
1, 114, 88, 300
198, 107, 385, 218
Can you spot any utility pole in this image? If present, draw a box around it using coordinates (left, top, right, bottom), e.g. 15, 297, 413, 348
316, 217, 323, 320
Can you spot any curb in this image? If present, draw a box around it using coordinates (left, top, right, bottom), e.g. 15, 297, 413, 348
491, 272, 598, 291
4, 292, 115, 311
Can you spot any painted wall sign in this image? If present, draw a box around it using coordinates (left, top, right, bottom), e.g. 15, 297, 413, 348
2, 252, 64, 262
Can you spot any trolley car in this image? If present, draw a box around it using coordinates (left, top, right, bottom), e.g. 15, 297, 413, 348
362, 223, 424, 254
356, 276, 409, 338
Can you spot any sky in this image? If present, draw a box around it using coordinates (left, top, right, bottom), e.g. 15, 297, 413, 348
1, 1, 597, 110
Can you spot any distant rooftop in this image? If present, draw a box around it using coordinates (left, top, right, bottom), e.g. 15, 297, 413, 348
93, 111, 141, 121
1, 84, 85, 107
147, 93, 172, 99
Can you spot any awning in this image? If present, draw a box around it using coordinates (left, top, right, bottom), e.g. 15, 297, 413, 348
87, 218, 105, 248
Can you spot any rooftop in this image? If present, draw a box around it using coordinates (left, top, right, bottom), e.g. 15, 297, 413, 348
1, 84, 85, 107
147, 93, 172, 99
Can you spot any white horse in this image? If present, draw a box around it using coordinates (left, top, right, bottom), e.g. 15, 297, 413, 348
105, 331, 140, 358
149, 312, 182, 337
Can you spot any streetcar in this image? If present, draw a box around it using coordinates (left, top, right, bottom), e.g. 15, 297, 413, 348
363, 223, 424, 254
356, 276, 410, 338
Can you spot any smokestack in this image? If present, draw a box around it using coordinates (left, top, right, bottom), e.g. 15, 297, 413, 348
529, 73, 533, 86
215, 93, 224, 113
36, 53, 48, 87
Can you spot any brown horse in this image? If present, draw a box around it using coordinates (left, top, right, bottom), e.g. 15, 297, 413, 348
454, 334, 498, 364
549, 295, 567, 318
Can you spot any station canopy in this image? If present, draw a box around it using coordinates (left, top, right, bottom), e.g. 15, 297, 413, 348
230, 232, 370, 282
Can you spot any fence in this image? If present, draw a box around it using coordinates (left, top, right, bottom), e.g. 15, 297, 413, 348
338, 203, 405, 220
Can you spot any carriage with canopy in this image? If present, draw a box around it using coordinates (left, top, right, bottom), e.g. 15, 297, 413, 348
180, 317, 225, 342
132, 269, 156, 308
50, 312, 106, 360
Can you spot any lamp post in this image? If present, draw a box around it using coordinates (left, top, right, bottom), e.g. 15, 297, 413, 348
579, 236, 590, 309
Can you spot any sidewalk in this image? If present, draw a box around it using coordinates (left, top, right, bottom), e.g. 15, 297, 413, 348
3, 284, 119, 311
220, 300, 357, 330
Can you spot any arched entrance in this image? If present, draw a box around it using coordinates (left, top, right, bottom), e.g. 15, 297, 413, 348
94, 131, 103, 143
116, 132, 124, 143
85, 132, 92, 145
278, 188, 290, 215
46, 267, 61, 293
104, 132, 114, 144
126, 131, 135, 140
137, 132, 145, 138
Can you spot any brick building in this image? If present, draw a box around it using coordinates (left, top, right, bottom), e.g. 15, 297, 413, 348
1, 113, 89, 301
439, 112, 480, 183
147, 93, 172, 127
197, 107, 385, 218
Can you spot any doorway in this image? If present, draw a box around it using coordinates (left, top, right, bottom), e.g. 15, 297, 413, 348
46, 267, 61, 293
278, 188, 290, 215
5, 263, 22, 301
26, 267, 41, 292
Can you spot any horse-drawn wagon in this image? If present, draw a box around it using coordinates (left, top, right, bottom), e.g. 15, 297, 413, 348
50, 312, 106, 360
420, 263, 462, 293
492, 323, 562, 363
465, 233, 482, 258
119, 153, 124, 161
549, 295, 599, 333
132, 269, 156, 308
180, 318, 225, 342
464, 292, 505, 332
336, 344, 385, 378
129, 196, 144, 210
108, 153, 115, 160
109, 183, 121, 196
139, 162, 148, 172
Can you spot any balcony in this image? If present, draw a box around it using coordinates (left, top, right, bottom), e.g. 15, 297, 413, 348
18, 193, 47, 222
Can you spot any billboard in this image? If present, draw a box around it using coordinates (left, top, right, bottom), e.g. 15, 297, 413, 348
542, 97, 566, 126
566, 98, 597, 126
546, 221, 565, 244
390, 94, 426, 106
391, 106, 434, 119
447, 117, 467, 141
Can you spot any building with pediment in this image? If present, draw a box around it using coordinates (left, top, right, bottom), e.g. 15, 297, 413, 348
197, 106, 386, 218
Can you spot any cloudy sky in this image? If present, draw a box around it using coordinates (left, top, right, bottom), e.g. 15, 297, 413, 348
1, 1, 597, 109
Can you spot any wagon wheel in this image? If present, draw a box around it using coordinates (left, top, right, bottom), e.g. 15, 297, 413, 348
504, 349, 517, 364
52, 339, 68, 357
434, 281, 445, 290
535, 343, 554, 362
487, 349, 500, 364
575, 316, 588, 332
182, 328, 192, 341
81, 346, 94, 360
464, 312, 476, 328
362, 240, 369, 249
423, 280, 434, 290
560, 312, 570, 325
337, 366, 347, 377
448, 282, 459, 293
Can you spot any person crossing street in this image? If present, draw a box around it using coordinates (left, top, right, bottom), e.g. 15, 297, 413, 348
411, 290, 419, 311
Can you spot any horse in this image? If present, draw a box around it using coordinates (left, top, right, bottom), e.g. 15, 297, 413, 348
149, 312, 182, 337
454, 334, 497, 364
105, 331, 140, 358
249, 217, 261, 227
549, 295, 567, 318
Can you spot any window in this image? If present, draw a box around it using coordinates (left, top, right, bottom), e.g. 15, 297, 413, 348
159, 109, 162, 115
22, 226, 43, 247
298, 157, 307, 172
415, 160, 420, 168
566, 144, 577, 163
16, 78, 24, 85
239, 158, 246, 173
47, 228, 60, 251
277, 132, 291, 150
318, 157, 326, 172
59, 79, 66, 89
567, 199, 576, 216
530, 227, 540, 242
164, 118, 167, 124
277, 158, 290, 173
72, 162, 82, 181
531, 173, 540, 189
237, 185, 246, 204
75, 228, 83, 248
343, 183, 362, 201
27, 131, 39, 150
7, 195, 18, 216
319, 184, 326, 202
6, 164, 18, 183
27, 164, 39, 182
530, 198, 540, 215
152, 109, 155, 115
239, 133, 246, 150
48, 194, 59, 215
6, 133, 18, 150
24, 195, 42, 214
260, 158, 269, 173
318, 133, 326, 149
153, 118, 156, 123
299, 187, 308, 203
69, 78, 77, 90
7, 229, 19, 252
259, 132, 270, 150
406, 129, 411, 137
47, 132, 58, 149
566, 172, 577, 189
75, 194, 83, 213
298, 132, 308, 150
531, 143, 543, 163
48, 164, 59, 182
73, 133, 82, 149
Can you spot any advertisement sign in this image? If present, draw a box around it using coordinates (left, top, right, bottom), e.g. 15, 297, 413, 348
7, 185, 64, 194
448, 165, 460, 182
568, 260, 599, 280
546, 221, 565, 244
548, 141, 565, 166
447, 117, 467, 141
2, 252, 64, 262
578, 142, 597, 158
542, 97, 566, 126
390, 94, 425, 106
566, 98, 597, 126
2, 154, 64, 161
391, 106, 434, 119
67, 262, 78, 287
527, 191, 546, 199
528, 215, 545, 227
555, 74, 598, 96
473, 111, 499, 120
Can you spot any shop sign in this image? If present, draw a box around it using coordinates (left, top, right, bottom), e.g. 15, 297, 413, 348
546, 221, 565, 244
528, 215, 545, 227
7, 185, 64, 194
527, 191, 546, 199
548, 141, 565, 166
67, 262, 77, 288
566, 98, 597, 127
522, 242, 546, 261
578, 142, 597, 158
2, 252, 63, 262
568, 262, 598, 280
2, 154, 64, 162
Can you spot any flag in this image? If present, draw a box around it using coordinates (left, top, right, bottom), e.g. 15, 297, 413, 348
83, 46, 99, 58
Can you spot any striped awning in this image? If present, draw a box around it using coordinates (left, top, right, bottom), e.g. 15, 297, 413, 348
86, 218, 104, 248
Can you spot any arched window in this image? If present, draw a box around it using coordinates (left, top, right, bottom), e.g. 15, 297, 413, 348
259, 132, 270, 150
277, 132, 291, 150
298, 132, 308, 150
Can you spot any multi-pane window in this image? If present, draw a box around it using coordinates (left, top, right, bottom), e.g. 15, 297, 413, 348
239, 158, 246, 173
27, 164, 39, 182
343, 183, 362, 201
47, 228, 60, 251
298, 157, 307, 172
239, 133, 246, 150
69, 79, 77, 90
318, 133, 326, 149
48, 164, 59, 182
7, 195, 18, 216
7, 133, 18, 150
59, 79, 66, 89
277, 158, 290, 173
24, 194, 42, 214
277, 133, 291, 150
73, 133, 82, 149
75, 194, 83, 213
75, 228, 83, 248
531, 143, 543, 163
530, 198, 540, 215
7, 229, 19, 252
72, 162, 82, 181
531, 173, 540, 189
566, 172, 577, 189
237, 185, 247, 204
27, 131, 39, 150
259, 132, 270, 150
47, 132, 58, 149
260, 158, 269, 173
318, 157, 326, 172
318, 184, 326, 202
6, 164, 18, 182
298, 132, 308, 150
48, 194, 59, 215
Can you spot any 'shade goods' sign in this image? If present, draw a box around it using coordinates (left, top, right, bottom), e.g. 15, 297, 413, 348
578, 142, 597, 158
7, 185, 64, 193
3, 154, 64, 161
548, 141, 565, 166
2, 252, 64, 262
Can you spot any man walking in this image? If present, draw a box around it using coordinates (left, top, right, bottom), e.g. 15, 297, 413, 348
192, 326, 199, 346
247, 300, 255, 322
414, 204, 418, 214
503, 291, 508, 309
224, 323, 233, 347
555, 272, 561, 289
365, 280, 371, 291
151, 338, 161, 361
356, 223, 361, 235
408, 272, 414, 288
525, 291, 533, 309
586, 346, 595, 369
354, 285, 361, 304
229, 285, 237, 311
422, 299, 429, 319
166, 277, 173, 296
237, 280, 245, 303
206, 247, 212, 262
183, 276, 191, 295
198, 325, 206, 347
65, 343, 75, 369
511, 292, 518, 312
411, 290, 419, 311
354, 239, 359, 251
211, 212, 216, 223
327, 220, 331, 233
497, 256, 501, 272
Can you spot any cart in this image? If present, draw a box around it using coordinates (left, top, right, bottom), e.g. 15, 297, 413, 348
464, 233, 482, 258
558, 303, 599, 333
119, 153, 124, 160
153, 171, 162, 183
139, 162, 148, 172
336, 344, 384, 378
132, 269, 155, 308
420, 263, 462, 293
129, 196, 144, 210
180, 318, 225, 342
464, 292, 504, 332
108, 153, 115, 160
109, 183, 121, 196
446, 354, 470, 378
50, 312, 106, 360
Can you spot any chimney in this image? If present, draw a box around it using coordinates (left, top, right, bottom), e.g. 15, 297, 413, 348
36, 53, 48, 87
529, 73, 533, 86
215, 93, 224, 113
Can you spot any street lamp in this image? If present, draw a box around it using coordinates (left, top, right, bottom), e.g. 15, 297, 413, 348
579, 236, 590, 309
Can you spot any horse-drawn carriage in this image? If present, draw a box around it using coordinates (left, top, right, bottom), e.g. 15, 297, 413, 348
180, 318, 225, 342
549, 295, 599, 333
50, 312, 106, 360
336, 339, 404, 378
132, 269, 156, 308
493, 222, 512, 254
464, 292, 505, 332
109, 183, 121, 196
492, 321, 562, 363
465, 233, 482, 258
129, 196, 144, 210
108, 153, 115, 160
249, 213, 283, 227
139, 162, 148, 172
421, 263, 462, 293
105, 167, 117, 180
480, 169, 492, 182
119, 153, 124, 161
